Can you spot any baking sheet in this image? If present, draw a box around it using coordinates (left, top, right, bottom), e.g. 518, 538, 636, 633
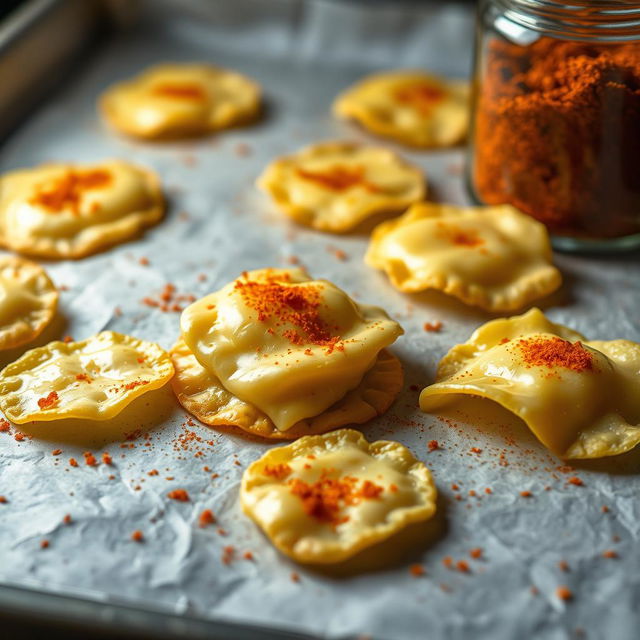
1, 2, 640, 639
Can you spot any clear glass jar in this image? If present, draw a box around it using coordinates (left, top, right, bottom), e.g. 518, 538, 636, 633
467, 0, 640, 251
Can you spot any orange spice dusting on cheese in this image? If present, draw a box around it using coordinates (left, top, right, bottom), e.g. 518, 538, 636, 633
394, 83, 445, 113
30, 169, 112, 214
37, 391, 59, 410
288, 471, 384, 525
234, 272, 343, 351
75, 373, 92, 383
262, 463, 292, 480
152, 83, 207, 100
517, 337, 593, 372
296, 165, 381, 193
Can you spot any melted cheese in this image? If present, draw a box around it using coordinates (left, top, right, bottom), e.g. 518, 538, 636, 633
0, 332, 174, 423
241, 429, 437, 563
333, 71, 469, 148
0, 257, 58, 350
257, 142, 426, 232
0, 160, 163, 259
181, 268, 403, 431
100, 63, 261, 139
365, 203, 561, 311
420, 308, 640, 459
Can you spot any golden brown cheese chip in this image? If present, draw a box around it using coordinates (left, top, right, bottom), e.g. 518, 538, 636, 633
180, 268, 403, 432
0, 160, 163, 259
0, 331, 174, 423
365, 203, 561, 311
100, 63, 261, 139
0, 256, 58, 350
420, 308, 640, 459
257, 142, 426, 232
333, 71, 469, 148
170, 337, 402, 440
241, 429, 437, 563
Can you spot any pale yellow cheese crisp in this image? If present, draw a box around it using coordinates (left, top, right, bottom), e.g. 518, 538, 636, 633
0, 256, 58, 350
333, 71, 469, 148
180, 268, 403, 432
420, 308, 640, 459
170, 337, 402, 439
365, 202, 561, 311
0, 331, 174, 423
257, 142, 426, 232
241, 429, 437, 563
0, 160, 164, 259
100, 63, 261, 139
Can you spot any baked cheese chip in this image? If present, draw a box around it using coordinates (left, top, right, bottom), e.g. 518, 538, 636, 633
241, 429, 437, 563
0, 256, 58, 350
100, 63, 261, 139
365, 203, 561, 311
420, 308, 640, 459
333, 71, 469, 148
170, 337, 402, 440
0, 160, 163, 259
257, 142, 425, 232
181, 268, 403, 432
0, 331, 174, 423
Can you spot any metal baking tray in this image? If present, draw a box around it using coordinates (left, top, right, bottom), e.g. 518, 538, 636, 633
1, 1, 638, 639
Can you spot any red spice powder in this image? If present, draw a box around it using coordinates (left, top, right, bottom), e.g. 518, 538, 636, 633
296, 165, 380, 193
0, 496, 7, 504
234, 272, 343, 351
556, 586, 573, 601
0, 419, 10, 432
167, 489, 190, 502
558, 560, 570, 572
409, 564, 425, 577
52, 449, 62, 456
69, 458, 78, 468
394, 83, 445, 114
456, 560, 470, 573
442, 556, 453, 569
152, 83, 206, 100
288, 472, 383, 525
428, 440, 440, 452
568, 476, 584, 487
602, 550, 618, 559
517, 337, 593, 373
222, 545, 235, 565
243, 551, 254, 561
14, 433, 25, 442
37, 391, 59, 410
63, 514, 72, 524
198, 509, 216, 527
102, 453, 112, 465
470, 548, 483, 559
423, 321, 443, 332
290, 572, 300, 583
40, 540, 49, 549
83, 452, 98, 467
263, 463, 292, 480
520, 491, 532, 498
30, 169, 112, 215
75, 373, 92, 383
131, 530, 144, 542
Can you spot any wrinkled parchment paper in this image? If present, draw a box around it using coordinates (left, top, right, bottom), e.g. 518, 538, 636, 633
1, 2, 639, 638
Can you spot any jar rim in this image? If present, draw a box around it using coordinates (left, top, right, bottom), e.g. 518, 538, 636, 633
492, 0, 640, 40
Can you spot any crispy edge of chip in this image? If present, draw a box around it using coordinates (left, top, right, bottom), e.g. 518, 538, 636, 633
0, 331, 174, 423
256, 141, 426, 233
0, 256, 58, 350
0, 163, 164, 259
333, 71, 470, 148
99, 65, 261, 140
365, 203, 562, 312
169, 337, 403, 440
240, 428, 437, 563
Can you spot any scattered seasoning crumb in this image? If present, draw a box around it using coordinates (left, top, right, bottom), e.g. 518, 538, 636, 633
326, 246, 348, 261
602, 550, 618, 559
470, 548, 483, 559
556, 586, 573, 601
243, 551, 254, 561
451, 484, 460, 491
423, 321, 443, 332
0, 496, 7, 504
601, 505, 610, 513
52, 449, 62, 456
290, 572, 300, 583
568, 476, 584, 486
40, 540, 49, 549
138, 257, 150, 266
216, 527, 227, 536
428, 440, 440, 452
14, 433, 25, 442
147, 469, 158, 476
285, 255, 300, 265
520, 491, 532, 498
198, 509, 216, 527
69, 458, 78, 467
612, 534, 620, 543
0, 419, 10, 432
442, 556, 453, 569
468, 490, 476, 497
167, 489, 190, 502
234, 460, 242, 467
558, 560, 570, 572
456, 560, 470, 573
470, 447, 482, 454
102, 453, 112, 465
83, 452, 97, 467
235, 142, 252, 157
222, 545, 235, 565
410, 564, 425, 577
63, 514, 72, 524
530, 586, 539, 596
63, 336, 74, 344
114, 306, 123, 317
131, 530, 144, 543
485, 488, 492, 494
38, 391, 59, 409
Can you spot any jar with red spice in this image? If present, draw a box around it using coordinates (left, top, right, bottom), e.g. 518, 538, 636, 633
467, 0, 640, 251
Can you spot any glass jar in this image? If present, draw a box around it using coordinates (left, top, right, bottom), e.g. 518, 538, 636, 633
467, 0, 640, 251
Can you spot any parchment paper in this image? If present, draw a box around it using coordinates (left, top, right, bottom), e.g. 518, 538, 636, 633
1, 2, 639, 639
